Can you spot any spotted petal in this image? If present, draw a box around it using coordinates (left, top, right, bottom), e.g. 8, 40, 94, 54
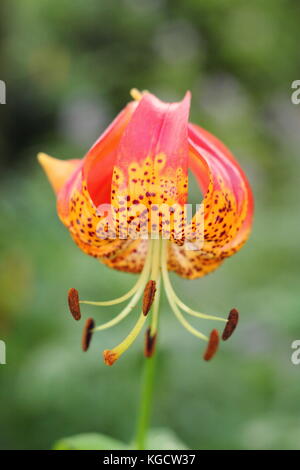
110, 92, 191, 242
167, 123, 253, 279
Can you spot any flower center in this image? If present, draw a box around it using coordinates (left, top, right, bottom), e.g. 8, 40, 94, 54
68, 239, 239, 365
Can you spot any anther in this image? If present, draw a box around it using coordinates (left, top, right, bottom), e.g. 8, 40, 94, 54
68, 288, 81, 321
144, 327, 157, 358
103, 350, 118, 366
82, 317, 95, 351
203, 329, 219, 361
142, 280, 156, 316
222, 308, 239, 341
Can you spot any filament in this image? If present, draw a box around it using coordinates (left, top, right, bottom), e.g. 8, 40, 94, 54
92, 281, 147, 332
169, 284, 226, 323
161, 240, 226, 323
80, 243, 153, 307
93, 241, 153, 332
161, 239, 208, 342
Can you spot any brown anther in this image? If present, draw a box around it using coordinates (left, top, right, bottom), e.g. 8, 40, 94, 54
68, 288, 81, 321
222, 308, 239, 341
142, 280, 156, 316
203, 329, 219, 361
144, 327, 157, 358
82, 317, 95, 351
103, 350, 118, 366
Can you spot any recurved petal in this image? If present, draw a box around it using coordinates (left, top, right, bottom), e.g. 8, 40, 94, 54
56, 159, 84, 223
115, 91, 190, 173
38, 153, 81, 195
167, 241, 223, 279
52, 100, 142, 264
83, 101, 138, 207
110, 92, 191, 241
168, 123, 253, 279
188, 123, 253, 253
38, 152, 83, 225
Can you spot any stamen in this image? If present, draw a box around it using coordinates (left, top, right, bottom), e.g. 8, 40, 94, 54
161, 241, 208, 341
82, 317, 95, 351
173, 294, 226, 323
80, 243, 153, 307
165, 292, 208, 341
222, 308, 239, 341
92, 242, 154, 332
92, 281, 147, 332
80, 294, 134, 307
159, 258, 226, 323
80, 276, 142, 306
142, 280, 156, 316
68, 288, 81, 321
144, 327, 157, 358
203, 329, 219, 361
160, 240, 226, 327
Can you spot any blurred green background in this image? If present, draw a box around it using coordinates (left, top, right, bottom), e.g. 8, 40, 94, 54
1, 0, 300, 450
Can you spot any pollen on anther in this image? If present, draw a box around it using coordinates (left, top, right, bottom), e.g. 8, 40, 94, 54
203, 329, 219, 361
142, 280, 156, 316
144, 327, 157, 358
68, 288, 81, 321
222, 308, 239, 341
82, 317, 95, 351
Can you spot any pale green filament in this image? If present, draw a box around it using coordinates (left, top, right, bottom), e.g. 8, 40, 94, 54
92, 241, 153, 332
169, 285, 226, 323
161, 239, 208, 342
80, 242, 153, 307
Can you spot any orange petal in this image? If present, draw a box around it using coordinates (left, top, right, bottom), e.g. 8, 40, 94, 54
37, 153, 81, 195
46, 100, 138, 260
110, 92, 191, 241
99, 239, 148, 273
167, 124, 253, 279
167, 241, 223, 279
188, 123, 253, 256
83, 101, 138, 207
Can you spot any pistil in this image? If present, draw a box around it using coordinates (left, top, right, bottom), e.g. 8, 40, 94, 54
103, 239, 161, 365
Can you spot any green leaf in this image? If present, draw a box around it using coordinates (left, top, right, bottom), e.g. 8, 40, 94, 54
53, 433, 129, 450
146, 428, 189, 450
53, 428, 188, 450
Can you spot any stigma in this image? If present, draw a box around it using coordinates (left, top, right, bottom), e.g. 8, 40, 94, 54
67, 239, 239, 365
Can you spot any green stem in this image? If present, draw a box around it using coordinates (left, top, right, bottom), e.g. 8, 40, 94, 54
135, 353, 157, 450
135, 239, 161, 450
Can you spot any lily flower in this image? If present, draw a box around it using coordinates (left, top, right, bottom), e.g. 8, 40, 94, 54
38, 89, 253, 365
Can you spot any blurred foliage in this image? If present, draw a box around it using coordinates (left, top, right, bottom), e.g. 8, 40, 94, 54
0, 0, 300, 450
54, 428, 187, 450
